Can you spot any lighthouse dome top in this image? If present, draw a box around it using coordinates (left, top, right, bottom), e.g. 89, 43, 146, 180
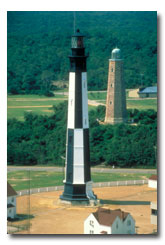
72, 29, 85, 37
111, 48, 121, 59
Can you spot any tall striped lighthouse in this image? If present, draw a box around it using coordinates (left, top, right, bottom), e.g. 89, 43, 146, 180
60, 29, 96, 204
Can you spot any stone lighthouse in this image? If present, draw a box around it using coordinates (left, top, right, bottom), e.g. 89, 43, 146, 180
60, 29, 96, 204
105, 48, 127, 124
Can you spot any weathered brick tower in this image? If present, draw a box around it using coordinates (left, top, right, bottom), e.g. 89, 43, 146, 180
105, 48, 127, 124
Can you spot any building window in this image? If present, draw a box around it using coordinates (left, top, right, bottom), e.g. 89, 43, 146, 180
90, 220, 94, 227
111, 84, 113, 88
12, 198, 14, 202
127, 220, 131, 226
9, 209, 11, 213
151, 209, 157, 215
90, 230, 94, 234
110, 101, 112, 105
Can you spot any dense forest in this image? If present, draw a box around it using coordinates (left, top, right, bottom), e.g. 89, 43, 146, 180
7, 103, 157, 168
7, 11, 157, 94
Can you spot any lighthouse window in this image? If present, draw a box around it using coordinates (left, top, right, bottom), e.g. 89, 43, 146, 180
71, 37, 77, 48
71, 99, 73, 106
111, 68, 114, 72
77, 37, 83, 48
111, 84, 113, 88
71, 36, 83, 48
110, 101, 112, 105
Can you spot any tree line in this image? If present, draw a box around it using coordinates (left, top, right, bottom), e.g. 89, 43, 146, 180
7, 102, 157, 168
8, 11, 157, 95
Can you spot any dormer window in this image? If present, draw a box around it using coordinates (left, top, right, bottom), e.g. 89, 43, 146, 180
127, 220, 131, 226
90, 220, 94, 227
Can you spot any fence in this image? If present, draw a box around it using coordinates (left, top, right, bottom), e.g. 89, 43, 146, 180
17, 179, 148, 197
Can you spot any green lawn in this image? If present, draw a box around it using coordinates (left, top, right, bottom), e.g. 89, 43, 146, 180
88, 91, 106, 100
7, 94, 67, 121
7, 170, 151, 191
88, 91, 157, 111
8, 94, 66, 100
7, 92, 157, 121
126, 99, 157, 111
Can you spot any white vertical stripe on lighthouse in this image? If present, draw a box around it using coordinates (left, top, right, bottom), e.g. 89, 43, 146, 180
67, 72, 75, 129
73, 129, 84, 184
82, 72, 89, 129
63, 131, 68, 183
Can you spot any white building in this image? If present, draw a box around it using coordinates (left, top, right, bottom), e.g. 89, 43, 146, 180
84, 207, 135, 234
7, 182, 17, 219
148, 175, 157, 189
151, 202, 157, 225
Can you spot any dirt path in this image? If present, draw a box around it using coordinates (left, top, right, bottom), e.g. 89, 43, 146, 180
13, 185, 157, 235
88, 99, 105, 107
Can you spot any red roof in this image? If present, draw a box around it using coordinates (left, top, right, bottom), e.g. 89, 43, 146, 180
93, 208, 129, 227
100, 231, 108, 234
149, 175, 157, 180
7, 182, 17, 197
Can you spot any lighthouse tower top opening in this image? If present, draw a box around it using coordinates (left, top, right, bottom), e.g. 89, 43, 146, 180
111, 48, 121, 60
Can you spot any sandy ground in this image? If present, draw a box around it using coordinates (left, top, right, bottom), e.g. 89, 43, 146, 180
11, 185, 157, 235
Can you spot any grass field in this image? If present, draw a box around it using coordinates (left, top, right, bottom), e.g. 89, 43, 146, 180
7, 170, 151, 191
7, 94, 67, 121
7, 92, 157, 121
126, 98, 157, 110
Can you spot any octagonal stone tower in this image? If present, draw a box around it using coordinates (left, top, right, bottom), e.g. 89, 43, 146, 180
105, 48, 127, 124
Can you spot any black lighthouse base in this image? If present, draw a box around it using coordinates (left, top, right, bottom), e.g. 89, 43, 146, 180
60, 182, 90, 205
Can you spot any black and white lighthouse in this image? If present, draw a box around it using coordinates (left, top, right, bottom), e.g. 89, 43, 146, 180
60, 29, 96, 204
